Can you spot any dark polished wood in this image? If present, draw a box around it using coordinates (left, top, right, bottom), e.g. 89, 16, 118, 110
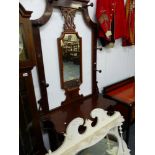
19, 4, 47, 154
52, 0, 90, 8
32, 27, 49, 113
103, 76, 135, 144
81, 8, 99, 96
31, 1, 53, 113
20, 72, 47, 155
32, 0, 98, 109
30, 0, 114, 150
42, 95, 116, 133
19, 3, 36, 71
32, 0, 53, 26
57, 21, 83, 104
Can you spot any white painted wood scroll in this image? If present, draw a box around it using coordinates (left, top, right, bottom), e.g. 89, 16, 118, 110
46, 108, 130, 155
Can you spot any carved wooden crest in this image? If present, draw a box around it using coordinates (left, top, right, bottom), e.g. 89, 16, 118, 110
60, 7, 77, 32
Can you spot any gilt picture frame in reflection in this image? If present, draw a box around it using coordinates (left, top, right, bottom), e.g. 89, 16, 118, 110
58, 32, 82, 89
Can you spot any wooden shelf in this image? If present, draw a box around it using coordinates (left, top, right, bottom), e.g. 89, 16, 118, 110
42, 95, 116, 133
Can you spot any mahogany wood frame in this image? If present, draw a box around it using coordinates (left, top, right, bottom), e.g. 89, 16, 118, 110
31, 0, 98, 112
19, 3, 46, 154
19, 3, 36, 71
57, 6, 83, 103
29, 1, 117, 151
103, 76, 135, 95
58, 31, 83, 105
58, 32, 82, 90
19, 72, 47, 155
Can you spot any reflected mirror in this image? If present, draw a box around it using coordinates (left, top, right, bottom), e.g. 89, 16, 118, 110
77, 134, 119, 155
58, 32, 82, 89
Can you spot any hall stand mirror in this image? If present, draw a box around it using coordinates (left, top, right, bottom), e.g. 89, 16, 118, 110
57, 7, 83, 105
19, 3, 46, 155
28, 0, 131, 154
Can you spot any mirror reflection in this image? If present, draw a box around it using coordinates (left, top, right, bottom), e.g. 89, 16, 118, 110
19, 26, 27, 61
77, 134, 119, 155
60, 33, 81, 88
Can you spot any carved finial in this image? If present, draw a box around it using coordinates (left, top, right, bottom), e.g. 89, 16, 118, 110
60, 7, 77, 32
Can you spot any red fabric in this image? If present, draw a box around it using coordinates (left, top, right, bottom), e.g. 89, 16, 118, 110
96, 0, 126, 40
122, 0, 135, 46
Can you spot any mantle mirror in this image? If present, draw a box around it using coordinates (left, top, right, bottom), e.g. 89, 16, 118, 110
58, 32, 82, 89
57, 7, 84, 105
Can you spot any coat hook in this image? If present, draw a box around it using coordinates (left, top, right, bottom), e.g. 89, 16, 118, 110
79, 3, 94, 9
96, 70, 102, 73
96, 47, 103, 51
41, 81, 49, 88
86, 3, 94, 8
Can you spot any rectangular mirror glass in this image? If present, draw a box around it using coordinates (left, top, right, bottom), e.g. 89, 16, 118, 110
58, 32, 82, 89
62, 34, 80, 82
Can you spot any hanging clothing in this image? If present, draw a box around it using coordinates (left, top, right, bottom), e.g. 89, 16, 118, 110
99, 16, 115, 47
96, 0, 126, 47
122, 0, 135, 46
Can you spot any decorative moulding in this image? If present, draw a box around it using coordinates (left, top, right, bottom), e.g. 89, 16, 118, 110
45, 108, 130, 155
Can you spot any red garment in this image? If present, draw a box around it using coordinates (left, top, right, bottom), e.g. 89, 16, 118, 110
96, 0, 126, 40
123, 0, 135, 46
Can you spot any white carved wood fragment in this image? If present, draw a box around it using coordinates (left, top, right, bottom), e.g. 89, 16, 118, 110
46, 108, 130, 155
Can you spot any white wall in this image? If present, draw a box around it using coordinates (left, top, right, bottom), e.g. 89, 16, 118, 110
20, 0, 135, 109
97, 40, 135, 92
